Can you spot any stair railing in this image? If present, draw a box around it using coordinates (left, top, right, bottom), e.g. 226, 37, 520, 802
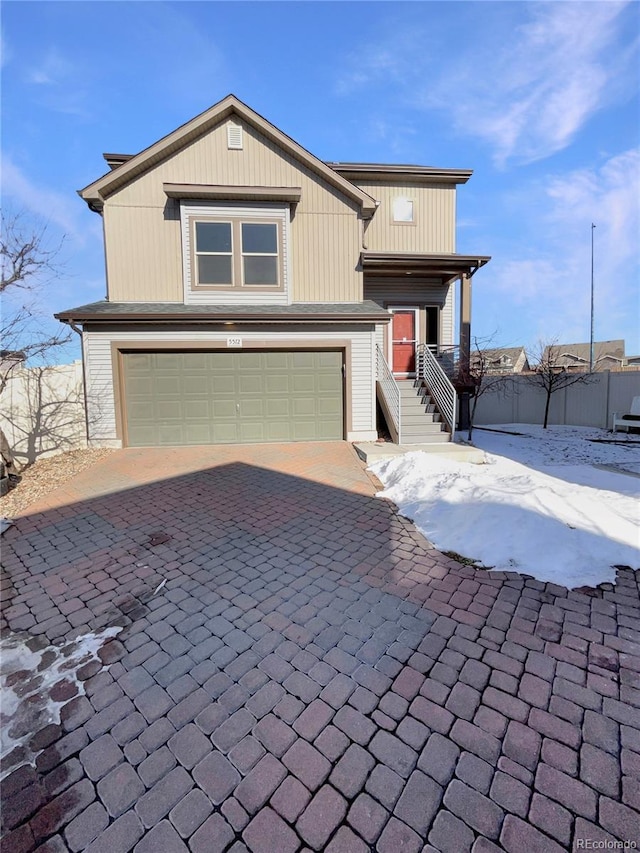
417, 344, 457, 433
376, 345, 401, 443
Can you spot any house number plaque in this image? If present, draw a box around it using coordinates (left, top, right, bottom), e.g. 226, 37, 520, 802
227, 337, 243, 348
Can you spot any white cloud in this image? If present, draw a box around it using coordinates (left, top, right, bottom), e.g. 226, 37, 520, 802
26, 47, 74, 86
22, 46, 91, 117
0, 31, 11, 69
1, 154, 100, 247
467, 2, 628, 166
486, 148, 640, 349
336, 2, 636, 166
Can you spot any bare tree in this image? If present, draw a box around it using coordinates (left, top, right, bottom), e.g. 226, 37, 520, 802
525, 339, 594, 428
454, 336, 512, 440
1, 212, 72, 474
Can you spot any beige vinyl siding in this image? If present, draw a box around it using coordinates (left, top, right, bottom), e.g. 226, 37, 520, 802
364, 278, 455, 349
104, 205, 183, 302
358, 182, 456, 254
103, 118, 362, 303
83, 327, 376, 445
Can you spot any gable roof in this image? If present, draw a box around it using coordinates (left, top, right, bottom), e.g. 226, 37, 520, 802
79, 94, 377, 215
473, 346, 527, 362
543, 340, 625, 366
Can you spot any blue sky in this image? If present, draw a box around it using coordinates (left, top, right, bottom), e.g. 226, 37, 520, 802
2, 0, 639, 361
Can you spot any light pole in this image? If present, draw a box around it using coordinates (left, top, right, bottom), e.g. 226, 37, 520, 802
589, 223, 596, 372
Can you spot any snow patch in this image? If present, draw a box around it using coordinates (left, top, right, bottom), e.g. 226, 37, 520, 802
0, 627, 122, 779
371, 425, 640, 589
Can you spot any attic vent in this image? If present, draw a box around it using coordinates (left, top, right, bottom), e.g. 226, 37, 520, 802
227, 123, 243, 150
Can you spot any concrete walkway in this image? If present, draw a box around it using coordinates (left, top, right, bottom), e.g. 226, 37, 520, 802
1, 441, 638, 852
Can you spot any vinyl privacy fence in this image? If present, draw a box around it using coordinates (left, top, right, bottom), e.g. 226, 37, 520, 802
0, 361, 87, 466
473, 370, 640, 429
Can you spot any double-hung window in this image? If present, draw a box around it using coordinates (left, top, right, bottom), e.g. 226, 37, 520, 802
192, 217, 282, 290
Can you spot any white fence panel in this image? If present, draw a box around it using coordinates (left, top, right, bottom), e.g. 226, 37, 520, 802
0, 362, 87, 466
474, 371, 640, 429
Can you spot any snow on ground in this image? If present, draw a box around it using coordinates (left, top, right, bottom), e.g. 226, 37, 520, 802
371, 425, 640, 590
0, 627, 121, 779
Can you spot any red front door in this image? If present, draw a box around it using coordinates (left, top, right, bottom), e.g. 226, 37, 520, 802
392, 310, 417, 375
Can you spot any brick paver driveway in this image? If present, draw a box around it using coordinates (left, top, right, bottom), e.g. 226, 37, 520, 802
1, 441, 639, 852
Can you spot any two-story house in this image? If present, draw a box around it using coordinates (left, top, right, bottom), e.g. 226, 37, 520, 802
56, 95, 489, 448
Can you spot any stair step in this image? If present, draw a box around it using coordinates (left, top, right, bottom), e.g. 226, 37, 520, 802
402, 414, 440, 426
401, 432, 451, 444
401, 421, 443, 435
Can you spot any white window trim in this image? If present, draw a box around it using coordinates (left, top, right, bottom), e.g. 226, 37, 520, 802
181, 200, 290, 305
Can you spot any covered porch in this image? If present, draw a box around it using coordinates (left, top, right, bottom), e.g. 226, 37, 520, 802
362, 251, 491, 442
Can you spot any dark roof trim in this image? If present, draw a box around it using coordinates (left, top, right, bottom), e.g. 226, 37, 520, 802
362, 251, 490, 280
103, 153, 133, 170
55, 301, 391, 324
163, 183, 302, 203
328, 163, 473, 185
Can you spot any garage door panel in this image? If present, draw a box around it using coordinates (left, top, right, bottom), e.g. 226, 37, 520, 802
157, 425, 184, 444
292, 373, 313, 393
183, 376, 208, 395
238, 375, 263, 395
239, 422, 267, 442
318, 374, 342, 393
292, 398, 315, 416
265, 351, 289, 369
185, 352, 210, 370
238, 352, 263, 371
291, 351, 315, 369
156, 401, 182, 419
318, 398, 342, 415
185, 424, 212, 444
211, 399, 237, 418
238, 399, 264, 418
126, 378, 152, 397
211, 422, 239, 442
266, 399, 290, 417
154, 376, 180, 395
154, 353, 182, 371
209, 352, 233, 369
264, 375, 290, 394
123, 349, 343, 447
184, 400, 209, 419
211, 375, 236, 394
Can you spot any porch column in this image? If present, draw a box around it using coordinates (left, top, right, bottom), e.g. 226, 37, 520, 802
459, 272, 472, 375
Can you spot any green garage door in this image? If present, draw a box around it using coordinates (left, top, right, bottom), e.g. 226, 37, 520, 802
122, 350, 344, 446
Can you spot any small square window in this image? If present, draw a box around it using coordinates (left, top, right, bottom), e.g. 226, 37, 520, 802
393, 198, 414, 223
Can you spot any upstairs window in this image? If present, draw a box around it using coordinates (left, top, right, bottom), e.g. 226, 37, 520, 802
191, 216, 282, 290
241, 223, 278, 285
195, 222, 232, 285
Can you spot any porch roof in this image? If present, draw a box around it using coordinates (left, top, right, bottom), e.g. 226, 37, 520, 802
361, 252, 491, 283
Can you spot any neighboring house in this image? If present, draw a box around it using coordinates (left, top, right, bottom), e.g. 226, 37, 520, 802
56, 95, 489, 448
471, 347, 529, 374
542, 340, 626, 372
0, 349, 26, 386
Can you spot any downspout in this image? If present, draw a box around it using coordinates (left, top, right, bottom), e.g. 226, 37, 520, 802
66, 320, 91, 448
